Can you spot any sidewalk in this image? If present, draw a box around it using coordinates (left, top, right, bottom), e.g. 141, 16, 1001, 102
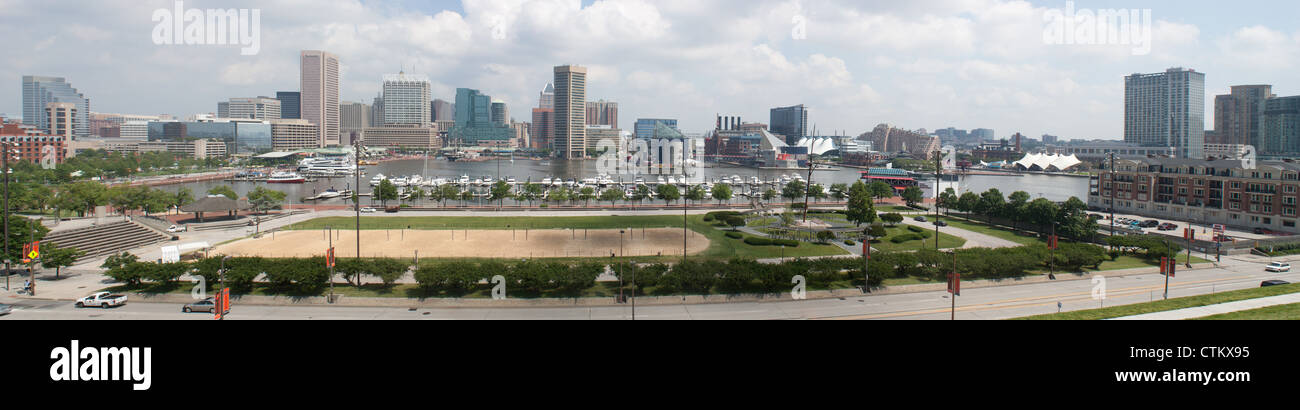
1109, 293, 1300, 320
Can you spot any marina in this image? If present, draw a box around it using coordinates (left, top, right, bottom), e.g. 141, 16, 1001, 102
149, 157, 1091, 207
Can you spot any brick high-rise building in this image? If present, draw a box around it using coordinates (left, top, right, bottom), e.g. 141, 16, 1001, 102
1214, 85, 1273, 149
586, 100, 618, 127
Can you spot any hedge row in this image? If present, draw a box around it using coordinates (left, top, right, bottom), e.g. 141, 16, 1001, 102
744, 237, 800, 247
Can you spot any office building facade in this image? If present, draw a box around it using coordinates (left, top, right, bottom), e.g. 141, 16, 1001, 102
1263, 96, 1300, 157
1214, 85, 1273, 149
148, 119, 272, 155
554, 65, 588, 159
45, 102, 77, 140
586, 100, 618, 127
22, 75, 90, 137
433, 99, 454, 122
300, 50, 340, 146
270, 119, 321, 151
219, 97, 282, 120
635, 118, 678, 140
276, 91, 301, 119
1124, 68, 1206, 159
770, 104, 809, 145
452, 88, 514, 145
340, 101, 371, 134
382, 73, 431, 126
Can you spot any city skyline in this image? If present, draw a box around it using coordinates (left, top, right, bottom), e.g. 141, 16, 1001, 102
1, 1, 1299, 139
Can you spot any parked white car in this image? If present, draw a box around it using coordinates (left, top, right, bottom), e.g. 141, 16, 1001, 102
1265, 262, 1291, 272
75, 292, 128, 308
360, 207, 378, 213
167, 225, 187, 233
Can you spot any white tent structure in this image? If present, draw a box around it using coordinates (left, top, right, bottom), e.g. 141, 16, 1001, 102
794, 137, 838, 155
1011, 153, 1083, 172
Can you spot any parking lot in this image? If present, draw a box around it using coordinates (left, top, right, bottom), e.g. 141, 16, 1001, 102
1086, 211, 1289, 241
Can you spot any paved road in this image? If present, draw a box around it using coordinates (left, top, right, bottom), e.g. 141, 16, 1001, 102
5, 254, 1296, 320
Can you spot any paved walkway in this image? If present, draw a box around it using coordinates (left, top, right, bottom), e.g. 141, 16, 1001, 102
897, 218, 1020, 249
1110, 293, 1300, 320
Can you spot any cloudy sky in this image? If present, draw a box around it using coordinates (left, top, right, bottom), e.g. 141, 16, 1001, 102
1, 0, 1297, 140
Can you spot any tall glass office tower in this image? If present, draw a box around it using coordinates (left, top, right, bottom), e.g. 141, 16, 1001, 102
23, 75, 90, 137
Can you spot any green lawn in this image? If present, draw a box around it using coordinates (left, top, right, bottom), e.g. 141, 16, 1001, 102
932, 215, 1041, 245
869, 225, 966, 252
1193, 302, 1300, 320
1015, 283, 1300, 320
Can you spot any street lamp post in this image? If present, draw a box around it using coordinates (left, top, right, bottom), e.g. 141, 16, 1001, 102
219, 255, 231, 320
2, 142, 13, 291
355, 138, 362, 268
935, 150, 942, 251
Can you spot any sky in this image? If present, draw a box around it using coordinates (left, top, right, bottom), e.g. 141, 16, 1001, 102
1, 0, 1298, 141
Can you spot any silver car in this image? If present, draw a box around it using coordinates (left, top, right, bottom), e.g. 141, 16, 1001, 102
0, 304, 11, 315
182, 298, 217, 313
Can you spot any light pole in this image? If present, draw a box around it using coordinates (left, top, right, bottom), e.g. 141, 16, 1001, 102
935, 150, 942, 251
355, 138, 362, 265
2, 141, 19, 292
219, 255, 231, 320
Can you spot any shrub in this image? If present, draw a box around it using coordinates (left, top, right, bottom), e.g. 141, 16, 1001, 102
725, 232, 744, 239
844, 240, 856, 246
906, 225, 925, 233
744, 237, 773, 246
774, 239, 800, 247
890, 233, 922, 243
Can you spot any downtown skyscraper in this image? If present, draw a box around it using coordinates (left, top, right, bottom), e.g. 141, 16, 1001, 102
1124, 68, 1206, 159
1213, 85, 1274, 149
300, 50, 340, 147
553, 65, 588, 159
381, 72, 431, 126
22, 75, 90, 137
770, 104, 809, 145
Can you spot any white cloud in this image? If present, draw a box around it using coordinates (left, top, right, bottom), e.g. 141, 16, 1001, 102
0, 0, 1291, 141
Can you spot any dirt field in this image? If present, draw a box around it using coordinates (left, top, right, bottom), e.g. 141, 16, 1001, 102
212, 228, 711, 259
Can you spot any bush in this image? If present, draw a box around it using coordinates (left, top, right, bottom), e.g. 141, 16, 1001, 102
906, 225, 925, 233
844, 240, 856, 246
725, 232, 744, 239
744, 237, 773, 246
890, 233, 923, 243
774, 239, 800, 247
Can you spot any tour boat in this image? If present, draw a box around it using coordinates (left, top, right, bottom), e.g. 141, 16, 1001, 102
267, 172, 306, 184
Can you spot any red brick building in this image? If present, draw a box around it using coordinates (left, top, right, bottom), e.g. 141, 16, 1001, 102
1090, 157, 1300, 233
1, 119, 67, 165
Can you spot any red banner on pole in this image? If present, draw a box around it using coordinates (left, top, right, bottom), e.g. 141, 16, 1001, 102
214, 288, 231, 320
326, 247, 336, 268
947, 273, 961, 296
1160, 257, 1168, 275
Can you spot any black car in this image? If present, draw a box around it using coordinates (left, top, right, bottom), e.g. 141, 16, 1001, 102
1261, 280, 1291, 287
933, 220, 948, 227
914, 216, 928, 222
1140, 220, 1160, 228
